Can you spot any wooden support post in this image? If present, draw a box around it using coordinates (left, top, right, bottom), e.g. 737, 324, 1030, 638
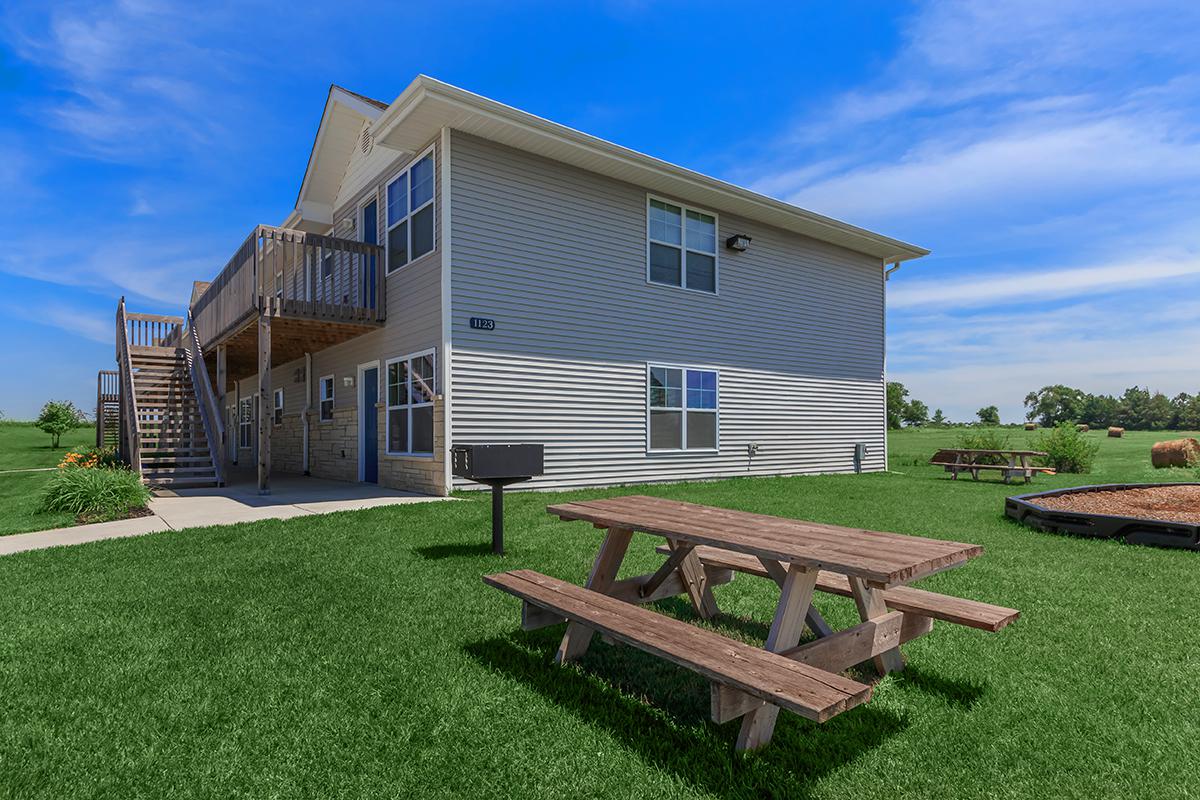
849, 576, 905, 675
555, 526, 633, 663
736, 565, 818, 752
257, 313, 271, 495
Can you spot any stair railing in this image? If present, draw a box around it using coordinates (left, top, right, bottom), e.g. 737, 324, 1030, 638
183, 313, 226, 486
115, 298, 143, 476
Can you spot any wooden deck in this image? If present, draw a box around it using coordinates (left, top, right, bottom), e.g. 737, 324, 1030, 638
191, 225, 385, 380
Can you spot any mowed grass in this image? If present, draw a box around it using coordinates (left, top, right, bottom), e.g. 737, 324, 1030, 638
1, 429, 1198, 799
0, 423, 98, 535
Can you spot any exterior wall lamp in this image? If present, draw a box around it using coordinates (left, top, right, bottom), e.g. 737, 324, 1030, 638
725, 233, 752, 251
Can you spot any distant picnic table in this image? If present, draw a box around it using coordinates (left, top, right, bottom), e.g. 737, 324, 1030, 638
930, 448, 1054, 483
484, 495, 1018, 752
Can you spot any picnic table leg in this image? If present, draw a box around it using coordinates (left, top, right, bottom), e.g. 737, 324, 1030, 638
758, 557, 832, 638
669, 538, 719, 620
555, 526, 633, 664
736, 564, 818, 752
848, 577, 905, 675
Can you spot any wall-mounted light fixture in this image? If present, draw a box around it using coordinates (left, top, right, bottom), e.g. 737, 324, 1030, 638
725, 233, 752, 251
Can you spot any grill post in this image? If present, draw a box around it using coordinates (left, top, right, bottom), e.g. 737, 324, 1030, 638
492, 482, 505, 555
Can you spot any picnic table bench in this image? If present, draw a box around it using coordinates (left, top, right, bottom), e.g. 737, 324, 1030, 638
930, 448, 1055, 483
484, 495, 1018, 752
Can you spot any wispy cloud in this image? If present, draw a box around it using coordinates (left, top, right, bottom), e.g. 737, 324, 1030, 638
740, 0, 1200, 420
890, 253, 1200, 310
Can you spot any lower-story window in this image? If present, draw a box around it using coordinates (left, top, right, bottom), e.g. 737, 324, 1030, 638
273, 388, 284, 426
648, 365, 718, 451
386, 349, 436, 455
319, 376, 335, 421
238, 396, 253, 449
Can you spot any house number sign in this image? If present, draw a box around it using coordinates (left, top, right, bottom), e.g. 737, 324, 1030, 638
469, 317, 496, 330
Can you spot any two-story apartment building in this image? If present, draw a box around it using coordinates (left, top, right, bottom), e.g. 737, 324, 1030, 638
106, 76, 927, 496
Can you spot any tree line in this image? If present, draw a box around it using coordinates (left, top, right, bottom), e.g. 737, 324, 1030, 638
887, 382, 1200, 430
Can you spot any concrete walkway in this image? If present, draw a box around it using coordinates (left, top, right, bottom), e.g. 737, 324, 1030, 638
0, 473, 453, 556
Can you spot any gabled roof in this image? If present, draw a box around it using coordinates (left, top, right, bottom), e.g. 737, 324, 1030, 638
370, 75, 928, 263
292, 84, 387, 227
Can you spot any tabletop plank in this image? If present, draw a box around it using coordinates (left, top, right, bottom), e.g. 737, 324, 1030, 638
547, 496, 982, 587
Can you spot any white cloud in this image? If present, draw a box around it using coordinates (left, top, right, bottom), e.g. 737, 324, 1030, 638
889, 253, 1200, 310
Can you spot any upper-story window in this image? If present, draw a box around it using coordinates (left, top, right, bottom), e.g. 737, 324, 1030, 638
385, 150, 435, 273
647, 197, 718, 293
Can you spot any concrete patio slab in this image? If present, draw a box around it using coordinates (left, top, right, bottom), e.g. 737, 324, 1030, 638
1, 472, 454, 556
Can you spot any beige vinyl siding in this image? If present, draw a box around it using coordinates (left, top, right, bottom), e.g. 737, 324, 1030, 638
449, 131, 886, 490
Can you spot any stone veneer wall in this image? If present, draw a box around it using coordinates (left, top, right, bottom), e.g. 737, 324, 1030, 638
307, 405, 359, 483
294, 397, 447, 496
272, 413, 305, 475
379, 397, 447, 496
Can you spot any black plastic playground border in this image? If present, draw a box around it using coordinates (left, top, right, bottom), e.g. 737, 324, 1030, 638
1005, 483, 1200, 551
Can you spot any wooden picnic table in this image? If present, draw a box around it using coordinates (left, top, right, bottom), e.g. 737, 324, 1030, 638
484, 495, 1018, 752
930, 448, 1054, 483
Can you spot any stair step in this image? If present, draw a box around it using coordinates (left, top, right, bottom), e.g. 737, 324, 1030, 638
145, 476, 219, 487
144, 465, 216, 475
140, 455, 216, 464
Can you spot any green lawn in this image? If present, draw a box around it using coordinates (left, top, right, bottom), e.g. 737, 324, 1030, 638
0, 422, 98, 535
1, 428, 1198, 798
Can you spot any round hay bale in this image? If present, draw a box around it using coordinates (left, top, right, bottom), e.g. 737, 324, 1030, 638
1024, 422, 1037, 431
1076, 423, 1089, 433
1151, 438, 1200, 468
1108, 427, 1124, 438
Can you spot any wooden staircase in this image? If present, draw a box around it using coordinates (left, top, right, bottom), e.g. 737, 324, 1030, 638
130, 345, 219, 488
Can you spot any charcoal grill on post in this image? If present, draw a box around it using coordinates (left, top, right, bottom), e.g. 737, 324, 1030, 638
451, 444, 544, 554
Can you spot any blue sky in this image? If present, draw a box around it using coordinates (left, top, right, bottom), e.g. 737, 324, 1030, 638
1, 1, 1198, 422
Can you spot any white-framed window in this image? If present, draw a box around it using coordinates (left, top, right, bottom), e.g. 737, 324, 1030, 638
319, 375, 335, 421
386, 350, 436, 455
647, 196, 718, 293
238, 396, 253, 449
273, 388, 284, 426
647, 365, 718, 451
385, 148, 435, 274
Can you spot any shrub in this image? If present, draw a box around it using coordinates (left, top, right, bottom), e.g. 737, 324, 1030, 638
59, 445, 122, 470
1032, 422, 1100, 474
42, 466, 150, 521
954, 429, 1011, 464
35, 401, 85, 448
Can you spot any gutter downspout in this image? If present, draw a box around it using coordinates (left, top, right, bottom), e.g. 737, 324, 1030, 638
885, 261, 902, 281
303, 352, 312, 475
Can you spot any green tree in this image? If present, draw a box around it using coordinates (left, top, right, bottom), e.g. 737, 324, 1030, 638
1024, 385, 1085, 427
902, 399, 929, 428
1081, 393, 1120, 428
931, 409, 947, 426
1172, 392, 1200, 430
886, 382, 909, 430
35, 401, 84, 448
976, 405, 1000, 426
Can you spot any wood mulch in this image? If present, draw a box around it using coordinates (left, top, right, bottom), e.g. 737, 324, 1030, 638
1035, 485, 1200, 524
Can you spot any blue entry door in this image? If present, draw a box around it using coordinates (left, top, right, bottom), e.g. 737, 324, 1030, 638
361, 367, 379, 483
361, 200, 378, 310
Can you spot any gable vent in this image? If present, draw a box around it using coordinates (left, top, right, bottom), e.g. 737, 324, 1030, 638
360, 128, 374, 155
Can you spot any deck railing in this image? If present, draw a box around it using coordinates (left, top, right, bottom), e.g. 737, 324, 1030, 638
124, 312, 184, 348
191, 225, 385, 348
115, 298, 142, 475
96, 370, 120, 448
183, 313, 226, 486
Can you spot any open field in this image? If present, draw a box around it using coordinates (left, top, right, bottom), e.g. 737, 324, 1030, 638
0, 423, 98, 535
0, 429, 1198, 798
